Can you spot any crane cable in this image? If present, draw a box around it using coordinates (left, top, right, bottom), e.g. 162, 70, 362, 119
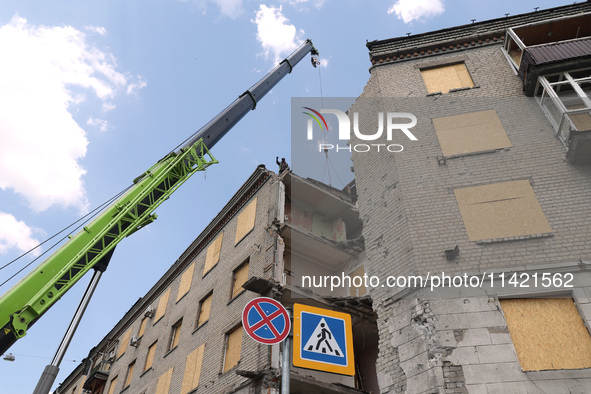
317, 55, 345, 189
0, 185, 134, 288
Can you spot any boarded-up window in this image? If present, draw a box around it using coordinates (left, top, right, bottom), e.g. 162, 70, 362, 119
117, 328, 132, 359
433, 110, 512, 157
500, 298, 591, 371
231, 261, 249, 299
454, 180, 552, 241
144, 341, 157, 372
169, 319, 183, 351
349, 265, 367, 297
155, 368, 174, 394
154, 288, 171, 323
73, 377, 86, 394
197, 292, 212, 327
223, 326, 242, 372
421, 63, 474, 94
203, 233, 223, 276
181, 344, 205, 394
138, 318, 148, 338
125, 360, 135, 388
235, 197, 257, 244
177, 263, 195, 302
107, 376, 117, 394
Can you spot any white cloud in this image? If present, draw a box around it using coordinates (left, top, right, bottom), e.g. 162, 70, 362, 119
0, 15, 143, 212
212, 0, 243, 18
286, 0, 325, 9
85, 25, 107, 36
126, 76, 147, 95
388, 0, 445, 23
88, 117, 110, 132
253, 5, 304, 64
0, 213, 41, 256
102, 102, 116, 112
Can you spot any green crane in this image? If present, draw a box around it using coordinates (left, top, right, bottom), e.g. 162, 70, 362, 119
0, 39, 318, 393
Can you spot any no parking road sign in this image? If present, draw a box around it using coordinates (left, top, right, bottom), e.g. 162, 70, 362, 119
242, 297, 290, 345
293, 303, 354, 376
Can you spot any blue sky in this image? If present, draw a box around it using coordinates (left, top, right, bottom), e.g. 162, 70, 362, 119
0, 0, 569, 392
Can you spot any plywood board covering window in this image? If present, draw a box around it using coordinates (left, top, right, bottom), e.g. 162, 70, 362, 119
454, 180, 552, 241
349, 265, 367, 297
197, 293, 212, 327
181, 344, 205, 394
107, 376, 117, 394
144, 341, 157, 372
223, 326, 242, 372
500, 298, 591, 371
203, 233, 223, 276
433, 110, 512, 156
176, 263, 195, 302
154, 288, 171, 323
138, 318, 148, 338
235, 197, 257, 244
231, 262, 249, 299
155, 368, 174, 394
117, 328, 132, 359
125, 360, 135, 388
74, 377, 86, 394
421, 63, 474, 94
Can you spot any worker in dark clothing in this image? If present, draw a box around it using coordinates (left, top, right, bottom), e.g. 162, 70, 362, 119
276, 157, 289, 173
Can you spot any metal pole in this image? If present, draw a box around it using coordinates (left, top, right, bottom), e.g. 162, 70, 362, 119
33, 270, 103, 394
281, 308, 291, 394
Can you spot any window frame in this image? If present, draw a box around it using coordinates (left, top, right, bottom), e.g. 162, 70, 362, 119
106, 375, 118, 394
143, 340, 158, 373
229, 259, 249, 301
168, 318, 183, 352
222, 324, 243, 373
124, 359, 136, 389
195, 291, 213, 329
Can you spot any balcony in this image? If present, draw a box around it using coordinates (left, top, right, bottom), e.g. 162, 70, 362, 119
535, 69, 591, 163
83, 359, 111, 394
504, 12, 591, 95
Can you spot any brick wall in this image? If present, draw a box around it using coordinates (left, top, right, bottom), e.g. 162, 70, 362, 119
352, 41, 591, 393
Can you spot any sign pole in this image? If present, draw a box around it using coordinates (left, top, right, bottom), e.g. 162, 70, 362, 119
281, 308, 291, 394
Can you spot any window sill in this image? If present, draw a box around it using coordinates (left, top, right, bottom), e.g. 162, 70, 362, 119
476, 232, 553, 245
427, 85, 480, 96
140, 367, 153, 378
152, 316, 164, 327
440, 148, 508, 161
163, 346, 178, 359
219, 360, 241, 376
192, 320, 209, 334
227, 289, 246, 305
202, 263, 218, 279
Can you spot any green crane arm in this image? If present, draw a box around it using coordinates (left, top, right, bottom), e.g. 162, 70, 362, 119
0, 39, 318, 354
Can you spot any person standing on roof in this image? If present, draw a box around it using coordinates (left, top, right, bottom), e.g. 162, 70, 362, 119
276, 157, 289, 173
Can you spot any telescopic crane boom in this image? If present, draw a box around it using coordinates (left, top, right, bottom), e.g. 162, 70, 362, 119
0, 39, 318, 355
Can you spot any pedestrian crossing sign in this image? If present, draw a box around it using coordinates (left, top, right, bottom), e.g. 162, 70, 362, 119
293, 303, 354, 375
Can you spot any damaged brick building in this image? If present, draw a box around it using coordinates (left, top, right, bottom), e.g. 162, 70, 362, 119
350, 1, 591, 393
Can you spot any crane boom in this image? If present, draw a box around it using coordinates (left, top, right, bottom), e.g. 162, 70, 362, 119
0, 39, 318, 355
